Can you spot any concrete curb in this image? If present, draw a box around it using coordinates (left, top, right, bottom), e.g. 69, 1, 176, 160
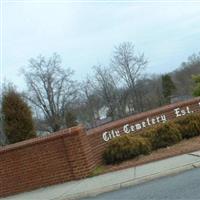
60, 161, 200, 200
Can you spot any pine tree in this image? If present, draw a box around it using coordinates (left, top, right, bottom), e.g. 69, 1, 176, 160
2, 89, 36, 144
192, 74, 200, 97
162, 74, 176, 104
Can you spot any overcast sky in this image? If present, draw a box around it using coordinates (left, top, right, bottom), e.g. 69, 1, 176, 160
1, 1, 200, 90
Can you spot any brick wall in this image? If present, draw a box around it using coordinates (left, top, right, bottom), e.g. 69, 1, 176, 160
1, 97, 200, 197
0, 126, 95, 198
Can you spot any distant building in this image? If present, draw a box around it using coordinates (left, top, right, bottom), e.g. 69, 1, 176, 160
94, 106, 109, 120
92, 117, 112, 128
36, 130, 51, 137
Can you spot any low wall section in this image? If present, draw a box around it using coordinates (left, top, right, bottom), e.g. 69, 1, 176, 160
0, 126, 95, 197
1, 97, 200, 197
87, 97, 200, 165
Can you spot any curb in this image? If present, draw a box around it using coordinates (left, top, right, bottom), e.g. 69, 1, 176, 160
58, 161, 200, 200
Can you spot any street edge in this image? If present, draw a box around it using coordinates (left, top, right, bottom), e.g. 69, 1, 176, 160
60, 161, 200, 200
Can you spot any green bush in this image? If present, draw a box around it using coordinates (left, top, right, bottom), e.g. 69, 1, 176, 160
103, 135, 151, 164
141, 122, 182, 149
174, 113, 200, 139
2, 89, 36, 144
103, 113, 200, 165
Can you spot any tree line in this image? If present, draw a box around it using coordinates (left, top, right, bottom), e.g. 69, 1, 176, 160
1, 42, 200, 145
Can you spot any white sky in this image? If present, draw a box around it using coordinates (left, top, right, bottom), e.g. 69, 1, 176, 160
1, 1, 200, 90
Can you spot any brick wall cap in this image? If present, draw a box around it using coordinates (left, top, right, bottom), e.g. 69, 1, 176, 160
87, 97, 200, 135
0, 124, 84, 154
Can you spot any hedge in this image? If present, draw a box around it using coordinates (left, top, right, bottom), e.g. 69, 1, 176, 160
141, 122, 182, 150
103, 113, 200, 165
103, 135, 151, 164
174, 113, 200, 139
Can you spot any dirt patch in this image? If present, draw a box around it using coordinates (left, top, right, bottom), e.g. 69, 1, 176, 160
100, 136, 200, 174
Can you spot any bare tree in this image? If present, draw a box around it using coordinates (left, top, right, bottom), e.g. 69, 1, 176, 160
111, 42, 148, 112
136, 75, 164, 110
22, 54, 79, 132
172, 52, 200, 97
79, 78, 102, 128
93, 65, 120, 120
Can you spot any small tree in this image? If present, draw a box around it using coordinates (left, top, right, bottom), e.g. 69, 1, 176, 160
192, 74, 200, 97
162, 74, 176, 103
2, 89, 36, 144
65, 110, 78, 128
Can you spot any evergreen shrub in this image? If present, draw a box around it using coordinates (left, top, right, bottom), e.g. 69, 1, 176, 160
2, 90, 36, 144
103, 135, 151, 164
141, 122, 182, 149
174, 113, 200, 139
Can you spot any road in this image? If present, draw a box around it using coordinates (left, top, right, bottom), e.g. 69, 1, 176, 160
83, 168, 200, 200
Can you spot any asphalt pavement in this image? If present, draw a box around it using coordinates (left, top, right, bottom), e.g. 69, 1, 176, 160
83, 167, 200, 200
